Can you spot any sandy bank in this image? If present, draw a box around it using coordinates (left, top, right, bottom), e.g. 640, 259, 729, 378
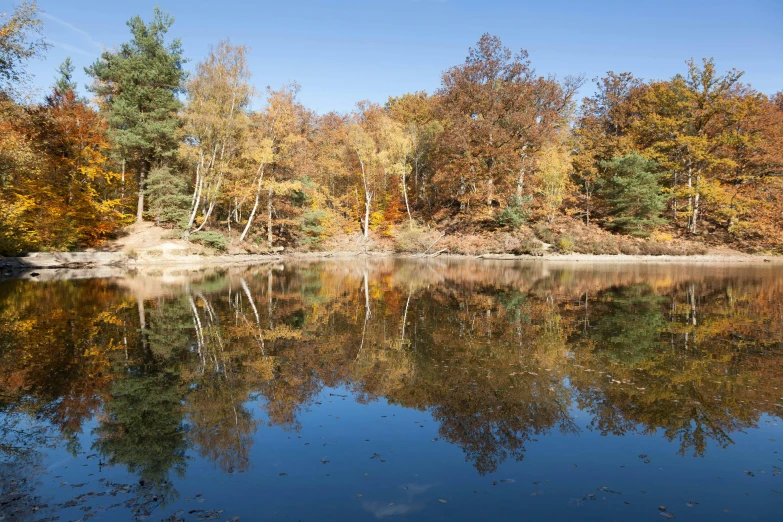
1, 249, 781, 275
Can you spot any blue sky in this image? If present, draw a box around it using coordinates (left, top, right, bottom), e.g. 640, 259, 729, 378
21, 0, 783, 113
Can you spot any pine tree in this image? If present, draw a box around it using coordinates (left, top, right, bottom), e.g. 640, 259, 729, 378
598, 153, 668, 237
54, 57, 75, 93
86, 7, 186, 223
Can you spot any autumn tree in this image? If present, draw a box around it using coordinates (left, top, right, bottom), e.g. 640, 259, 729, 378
239, 83, 312, 244
571, 72, 643, 223
86, 7, 187, 223
634, 59, 744, 234
386, 92, 442, 216
435, 34, 581, 219
0, 1, 48, 96
535, 142, 573, 223
346, 102, 412, 238
183, 40, 251, 234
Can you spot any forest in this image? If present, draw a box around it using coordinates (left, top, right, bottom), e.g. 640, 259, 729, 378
1, 2, 782, 257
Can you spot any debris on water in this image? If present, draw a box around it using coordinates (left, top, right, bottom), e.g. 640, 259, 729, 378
660, 513, 675, 519
321, 458, 330, 464
438, 499, 447, 503
370, 453, 381, 459
500, 479, 515, 483
356, 494, 362, 498
744, 470, 755, 477
278, 473, 287, 477
659, 505, 666, 511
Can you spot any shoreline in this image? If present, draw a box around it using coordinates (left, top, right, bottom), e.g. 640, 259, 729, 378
1, 250, 781, 274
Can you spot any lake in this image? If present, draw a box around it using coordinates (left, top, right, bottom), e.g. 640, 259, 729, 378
1, 259, 782, 521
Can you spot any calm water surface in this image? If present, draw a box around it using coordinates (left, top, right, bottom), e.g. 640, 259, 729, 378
1, 260, 782, 521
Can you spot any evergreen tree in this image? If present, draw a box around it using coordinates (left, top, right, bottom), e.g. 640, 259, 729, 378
85, 7, 186, 223
53, 57, 75, 93
598, 153, 668, 237
145, 166, 191, 228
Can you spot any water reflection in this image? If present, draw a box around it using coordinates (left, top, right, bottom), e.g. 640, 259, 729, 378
1, 260, 782, 518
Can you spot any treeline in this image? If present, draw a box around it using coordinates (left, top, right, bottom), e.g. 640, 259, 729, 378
1, 2, 782, 256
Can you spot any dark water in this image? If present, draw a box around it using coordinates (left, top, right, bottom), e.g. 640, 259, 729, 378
1, 260, 782, 522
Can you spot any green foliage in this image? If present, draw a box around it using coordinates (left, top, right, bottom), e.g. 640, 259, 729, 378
495, 195, 531, 229
300, 209, 327, 245
86, 7, 186, 171
54, 57, 76, 93
93, 370, 187, 502
588, 284, 667, 365
598, 153, 668, 237
189, 231, 227, 251
145, 166, 191, 227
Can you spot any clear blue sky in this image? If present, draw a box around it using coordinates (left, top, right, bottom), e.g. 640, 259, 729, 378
21, 0, 783, 113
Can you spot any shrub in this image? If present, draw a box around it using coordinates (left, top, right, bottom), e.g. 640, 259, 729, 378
189, 231, 227, 251
495, 195, 531, 229
557, 236, 574, 253
394, 227, 439, 253
533, 222, 555, 245
300, 209, 328, 245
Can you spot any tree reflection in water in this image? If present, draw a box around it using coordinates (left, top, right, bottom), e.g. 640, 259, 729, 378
1, 260, 782, 510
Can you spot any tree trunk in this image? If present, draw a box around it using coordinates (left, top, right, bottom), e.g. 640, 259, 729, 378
136, 163, 147, 223
363, 192, 372, 239
239, 165, 265, 242
137, 297, 147, 351
516, 170, 525, 200
692, 175, 700, 234
487, 178, 494, 206
687, 166, 694, 233
402, 170, 413, 228
358, 156, 372, 239
585, 180, 590, 224
267, 187, 274, 246
187, 156, 204, 230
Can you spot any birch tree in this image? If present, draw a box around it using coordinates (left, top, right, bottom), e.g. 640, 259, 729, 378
183, 40, 251, 233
